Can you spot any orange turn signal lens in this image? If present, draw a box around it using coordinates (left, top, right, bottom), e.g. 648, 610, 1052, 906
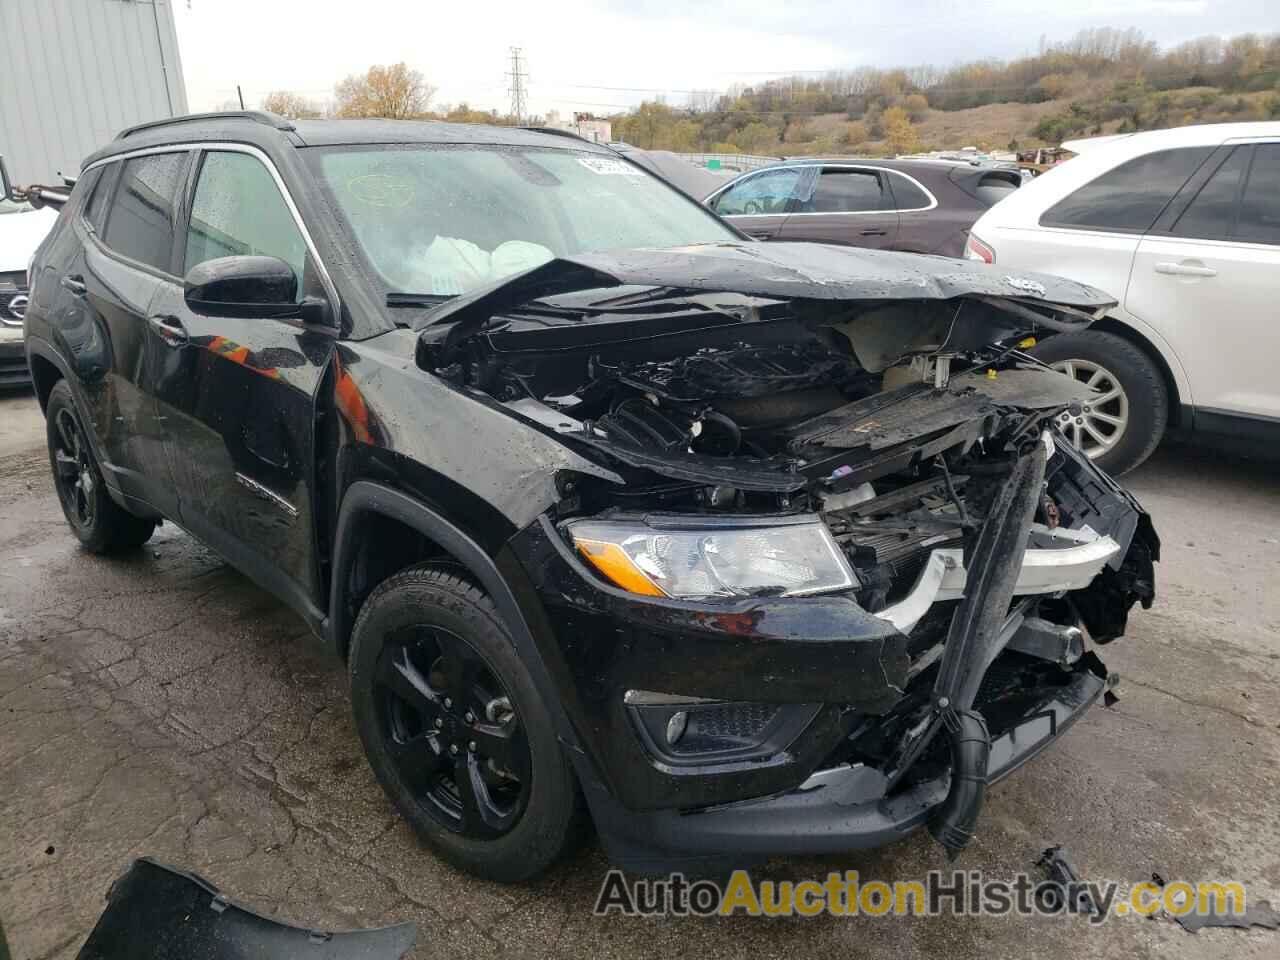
574, 538, 666, 597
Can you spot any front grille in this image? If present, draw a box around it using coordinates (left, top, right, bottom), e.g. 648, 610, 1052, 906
0, 280, 29, 327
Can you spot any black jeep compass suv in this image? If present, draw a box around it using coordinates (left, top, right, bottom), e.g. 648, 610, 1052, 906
24, 112, 1157, 881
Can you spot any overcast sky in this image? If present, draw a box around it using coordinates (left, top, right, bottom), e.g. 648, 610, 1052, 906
172, 0, 1277, 118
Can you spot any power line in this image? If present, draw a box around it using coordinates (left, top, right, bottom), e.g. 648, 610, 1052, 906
507, 47, 528, 124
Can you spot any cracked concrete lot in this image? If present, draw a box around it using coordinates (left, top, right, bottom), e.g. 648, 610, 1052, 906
1, 389, 1278, 960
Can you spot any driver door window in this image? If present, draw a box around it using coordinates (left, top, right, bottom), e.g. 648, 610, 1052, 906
184, 151, 308, 301
712, 169, 802, 217
710, 168, 803, 239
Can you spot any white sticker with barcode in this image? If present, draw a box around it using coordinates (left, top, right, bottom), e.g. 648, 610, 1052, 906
577, 157, 644, 177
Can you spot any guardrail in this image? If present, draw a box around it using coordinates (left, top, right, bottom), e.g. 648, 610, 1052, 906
673, 153, 781, 173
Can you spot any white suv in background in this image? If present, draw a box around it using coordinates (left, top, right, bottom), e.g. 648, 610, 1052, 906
966, 122, 1280, 475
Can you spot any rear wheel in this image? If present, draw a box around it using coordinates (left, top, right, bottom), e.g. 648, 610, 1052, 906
348, 565, 583, 882
45, 380, 156, 553
1031, 330, 1168, 476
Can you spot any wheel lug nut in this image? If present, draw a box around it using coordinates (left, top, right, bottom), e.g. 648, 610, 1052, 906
464, 711, 475, 723
444, 697, 453, 709
1075, 418, 1083, 424
434, 717, 443, 730
449, 744, 459, 755
468, 740, 477, 752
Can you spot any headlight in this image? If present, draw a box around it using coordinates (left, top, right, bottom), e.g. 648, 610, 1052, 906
567, 515, 857, 599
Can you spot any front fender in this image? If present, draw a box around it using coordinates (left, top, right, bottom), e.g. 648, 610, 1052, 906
326, 481, 585, 756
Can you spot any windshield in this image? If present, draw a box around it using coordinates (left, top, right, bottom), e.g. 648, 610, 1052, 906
304, 143, 738, 298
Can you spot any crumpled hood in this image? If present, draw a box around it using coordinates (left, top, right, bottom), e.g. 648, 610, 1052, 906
417, 241, 1116, 353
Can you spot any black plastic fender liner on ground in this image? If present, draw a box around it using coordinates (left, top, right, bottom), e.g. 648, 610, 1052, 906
75, 858, 415, 960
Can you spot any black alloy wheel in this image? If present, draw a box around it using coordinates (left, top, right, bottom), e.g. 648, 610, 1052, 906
44, 379, 156, 553
349, 566, 584, 881
51, 405, 96, 532
374, 624, 531, 838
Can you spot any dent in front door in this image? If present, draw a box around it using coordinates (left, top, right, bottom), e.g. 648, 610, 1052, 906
69, 242, 173, 506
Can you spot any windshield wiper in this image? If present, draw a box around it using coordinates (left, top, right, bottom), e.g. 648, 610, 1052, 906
386, 292, 454, 308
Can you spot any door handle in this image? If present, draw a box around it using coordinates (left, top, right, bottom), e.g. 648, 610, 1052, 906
860, 229, 888, 236
60, 275, 87, 297
746, 232, 773, 240
1154, 261, 1217, 278
147, 313, 188, 345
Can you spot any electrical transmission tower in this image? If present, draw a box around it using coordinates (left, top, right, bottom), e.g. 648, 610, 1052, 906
507, 47, 528, 124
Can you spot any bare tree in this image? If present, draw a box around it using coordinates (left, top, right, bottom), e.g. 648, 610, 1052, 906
262, 90, 324, 119
334, 63, 437, 119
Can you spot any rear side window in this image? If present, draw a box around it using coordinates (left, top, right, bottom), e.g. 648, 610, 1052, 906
83, 164, 119, 232
807, 169, 886, 213
1236, 143, 1280, 245
887, 171, 933, 210
184, 151, 308, 300
971, 172, 1019, 207
1171, 147, 1249, 240
1041, 147, 1213, 233
103, 153, 188, 272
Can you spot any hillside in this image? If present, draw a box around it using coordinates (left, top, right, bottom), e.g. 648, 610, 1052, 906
609, 28, 1280, 157
787, 86, 1277, 156
803, 99, 1066, 154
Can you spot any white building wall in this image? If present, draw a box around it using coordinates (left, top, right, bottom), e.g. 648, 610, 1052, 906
0, 0, 188, 183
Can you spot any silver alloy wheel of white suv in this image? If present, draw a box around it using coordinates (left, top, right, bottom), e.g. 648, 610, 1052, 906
1049, 358, 1130, 459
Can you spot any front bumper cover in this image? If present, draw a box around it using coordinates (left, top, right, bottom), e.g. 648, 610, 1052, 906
0, 328, 30, 388
584, 657, 1107, 873
506, 435, 1153, 869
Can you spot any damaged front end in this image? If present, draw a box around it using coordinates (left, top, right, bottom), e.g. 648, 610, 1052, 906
417, 244, 1159, 869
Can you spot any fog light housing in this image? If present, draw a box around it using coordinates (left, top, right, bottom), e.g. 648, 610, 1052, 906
624, 693, 820, 767
665, 710, 689, 746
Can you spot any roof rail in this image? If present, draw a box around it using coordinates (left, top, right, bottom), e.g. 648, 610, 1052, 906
117, 110, 296, 141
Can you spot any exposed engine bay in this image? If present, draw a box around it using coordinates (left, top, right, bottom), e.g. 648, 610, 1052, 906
420, 284, 1155, 627
415, 247, 1159, 857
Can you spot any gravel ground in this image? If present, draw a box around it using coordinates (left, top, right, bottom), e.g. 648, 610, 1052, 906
1, 388, 1278, 959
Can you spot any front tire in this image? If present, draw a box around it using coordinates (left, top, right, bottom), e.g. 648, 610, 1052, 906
1031, 330, 1168, 476
45, 380, 156, 553
348, 565, 583, 882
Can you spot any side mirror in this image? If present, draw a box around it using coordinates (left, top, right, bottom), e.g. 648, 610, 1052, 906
183, 255, 331, 326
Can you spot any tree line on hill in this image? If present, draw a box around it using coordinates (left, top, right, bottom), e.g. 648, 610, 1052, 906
254, 28, 1280, 156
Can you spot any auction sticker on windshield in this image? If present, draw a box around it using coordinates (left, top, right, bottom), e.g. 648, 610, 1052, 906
577, 157, 644, 176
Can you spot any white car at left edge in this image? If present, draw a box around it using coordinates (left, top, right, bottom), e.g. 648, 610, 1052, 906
1, 194, 59, 388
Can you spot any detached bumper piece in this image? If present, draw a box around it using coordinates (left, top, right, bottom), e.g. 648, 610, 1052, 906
875, 522, 1120, 634
925, 436, 1047, 856
76, 858, 415, 960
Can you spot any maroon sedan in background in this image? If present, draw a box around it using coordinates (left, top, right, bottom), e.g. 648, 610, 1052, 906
704, 158, 1022, 257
